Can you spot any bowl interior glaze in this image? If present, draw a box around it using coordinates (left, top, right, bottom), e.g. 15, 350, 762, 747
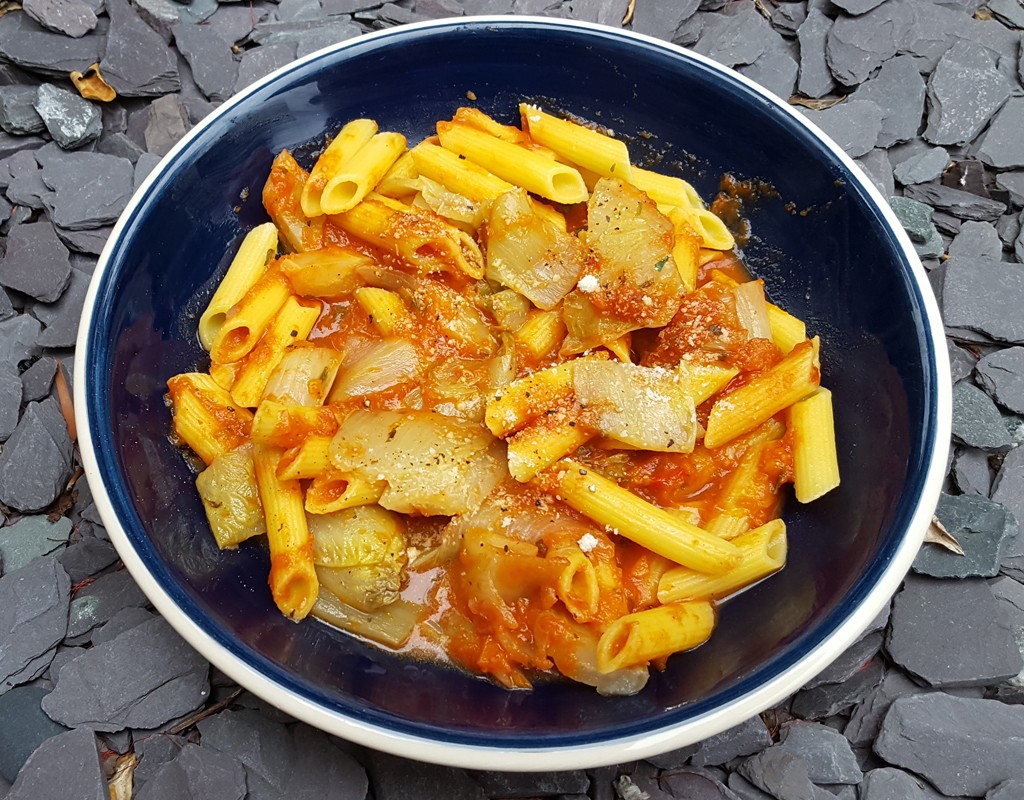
80, 18, 946, 765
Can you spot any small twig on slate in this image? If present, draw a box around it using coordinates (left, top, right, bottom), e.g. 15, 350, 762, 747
788, 96, 846, 110
752, 0, 772, 21
622, 0, 635, 26
165, 687, 246, 736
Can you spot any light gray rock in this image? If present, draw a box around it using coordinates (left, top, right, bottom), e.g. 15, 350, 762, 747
0, 557, 69, 695
923, 40, 1012, 146
800, 100, 883, 159
976, 97, 1024, 170
5, 728, 104, 800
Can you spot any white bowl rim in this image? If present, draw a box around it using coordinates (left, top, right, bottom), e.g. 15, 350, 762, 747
75, 15, 952, 771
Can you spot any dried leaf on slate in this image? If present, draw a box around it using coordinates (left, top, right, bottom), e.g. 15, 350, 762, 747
925, 515, 965, 555
108, 751, 138, 800
789, 96, 846, 110
621, 0, 634, 25
70, 63, 117, 102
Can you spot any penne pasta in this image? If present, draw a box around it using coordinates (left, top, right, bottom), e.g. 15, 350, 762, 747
277, 435, 334, 481
519, 104, 633, 181
596, 601, 716, 673
410, 141, 516, 201
767, 302, 808, 355
305, 470, 384, 515
790, 388, 841, 503
320, 131, 407, 215
353, 287, 414, 336
515, 309, 567, 361
631, 166, 704, 209
301, 118, 378, 217
167, 373, 253, 465
209, 270, 292, 364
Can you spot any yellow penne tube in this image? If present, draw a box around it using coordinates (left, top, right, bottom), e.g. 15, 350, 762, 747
353, 287, 414, 336
676, 359, 739, 406
231, 296, 321, 409
791, 388, 840, 503
305, 470, 384, 515
507, 417, 593, 482
485, 360, 576, 437
704, 340, 818, 449
631, 166, 704, 209
704, 513, 750, 539
410, 142, 516, 201
330, 198, 485, 280
277, 246, 374, 298
320, 131, 407, 215
277, 435, 334, 481
555, 459, 741, 574
596, 601, 716, 673
767, 303, 808, 355
251, 444, 318, 620
515, 309, 566, 360
691, 207, 735, 251
437, 121, 588, 205
658, 519, 787, 603
209, 270, 292, 364
453, 106, 530, 143
375, 150, 420, 199
209, 360, 239, 392
520, 104, 632, 181
199, 223, 278, 351
167, 373, 253, 465
301, 118, 378, 217
250, 400, 339, 448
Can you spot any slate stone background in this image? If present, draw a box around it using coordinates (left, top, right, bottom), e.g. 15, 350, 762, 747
0, 0, 1024, 796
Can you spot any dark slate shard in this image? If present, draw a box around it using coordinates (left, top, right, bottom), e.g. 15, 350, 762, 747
91, 606, 155, 646
993, 448, 1024, 560
804, 632, 884, 691
997, 171, 1024, 207
923, 40, 1011, 146
832, 0, 885, 14
850, 55, 925, 148
294, 21, 364, 58
0, 133, 45, 163
0, 289, 13, 324
915, 226, 945, 260
42, 616, 209, 732
951, 447, 992, 496
66, 568, 149, 639
674, 13, 705, 47
0, 221, 71, 303
855, 150, 895, 198
0, 87, 45, 136
645, 743, 700, 770
904, 182, 1006, 221
886, 196, 934, 243
0, 364, 19, 443
776, 722, 862, 785
202, 4, 270, 46
101, 0, 181, 97
630, 0, 700, 39
952, 380, 1014, 449
133, 733, 188, 791
989, 0, 1024, 26
844, 668, 922, 747
825, 0, 913, 87
858, 768, 927, 800
691, 3, 768, 68
35, 267, 90, 349
366, 749, 486, 800
472, 770, 589, 796
174, 53, 216, 127
53, 224, 113, 255
892, 147, 948, 186
689, 715, 772, 768
948, 220, 1003, 261
235, 43, 298, 93
277, 0, 323, 21
737, 747, 831, 800
5, 727, 104, 800
991, 575, 1024, 701
800, 100, 882, 159
989, 781, 1024, 800
999, 212, 1023, 252
41, 152, 134, 231
136, 743, 247, 800
0, 687, 67, 783
96, 130, 145, 163
56, 536, 117, 583
0, 398, 72, 513
23, 0, 98, 38
737, 32, 799, 100
33, 83, 101, 150
978, 347, 1024, 414
0, 557, 70, 695
134, 152, 160, 192
285, 724, 370, 800
6, 157, 49, 211
658, 768, 743, 799
874, 693, 1024, 796
943, 259, 1024, 344
976, 97, 1024, 170
1017, 218, 1024, 265
0, 13, 103, 77
791, 658, 885, 719
0, 515, 70, 574
143, 94, 189, 157
0, 315, 41, 368
135, 0, 218, 43
886, 574, 1023, 687
727, 772, 774, 800
172, 22, 238, 102
794, 8, 835, 98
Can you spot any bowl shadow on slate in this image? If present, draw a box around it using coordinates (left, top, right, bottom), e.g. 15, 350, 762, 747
83, 20, 942, 751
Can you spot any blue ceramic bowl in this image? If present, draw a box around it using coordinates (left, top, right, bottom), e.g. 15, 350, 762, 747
77, 17, 950, 769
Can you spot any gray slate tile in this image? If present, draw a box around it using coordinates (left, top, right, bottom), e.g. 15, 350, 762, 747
855, 149, 895, 198
56, 536, 118, 583
366, 748, 484, 800
989, 781, 1024, 800
800, 100, 883, 159
905, 182, 1006, 221
0, 556, 69, 695
0, 364, 20, 443
776, 721, 862, 785
101, 0, 181, 97
90, 606, 155, 646
0, 397, 72, 513
887, 195, 935, 243
143, 93, 190, 157
0, 13, 103, 77
874, 693, 1024, 796
691, 3, 768, 68
976, 97, 1024, 170
33, 83, 101, 150
803, 632, 884, 691
0, 315, 41, 368
42, 616, 209, 732
851, 55, 926, 148
629, 0, 700, 40
234, 43, 298, 93
40, 151, 135, 231
951, 446, 992, 496
0, 686, 67, 783
22, 0, 98, 37
135, 742, 247, 800
791, 658, 885, 720
0, 87, 45, 136
66, 568, 149, 639
737, 34, 798, 101
977, 347, 1024, 414
0, 221, 71, 303
915, 492, 1017, 578
825, 0, 913, 87
202, 4, 271, 46
727, 772, 774, 800
943, 259, 1024, 344
859, 768, 927, 800
736, 746, 833, 800
472, 769, 589, 796
948, 220, 1003, 261
658, 768, 743, 799
172, 22, 238, 102
951, 380, 1014, 449
923, 40, 1011, 146
886, 574, 1023, 687
892, 147, 948, 186
689, 715, 772, 768
35, 266, 90, 349
5, 727, 105, 800
0, 515, 70, 575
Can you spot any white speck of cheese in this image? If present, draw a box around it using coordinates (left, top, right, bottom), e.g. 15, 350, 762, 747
578, 533, 599, 553
577, 275, 600, 293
